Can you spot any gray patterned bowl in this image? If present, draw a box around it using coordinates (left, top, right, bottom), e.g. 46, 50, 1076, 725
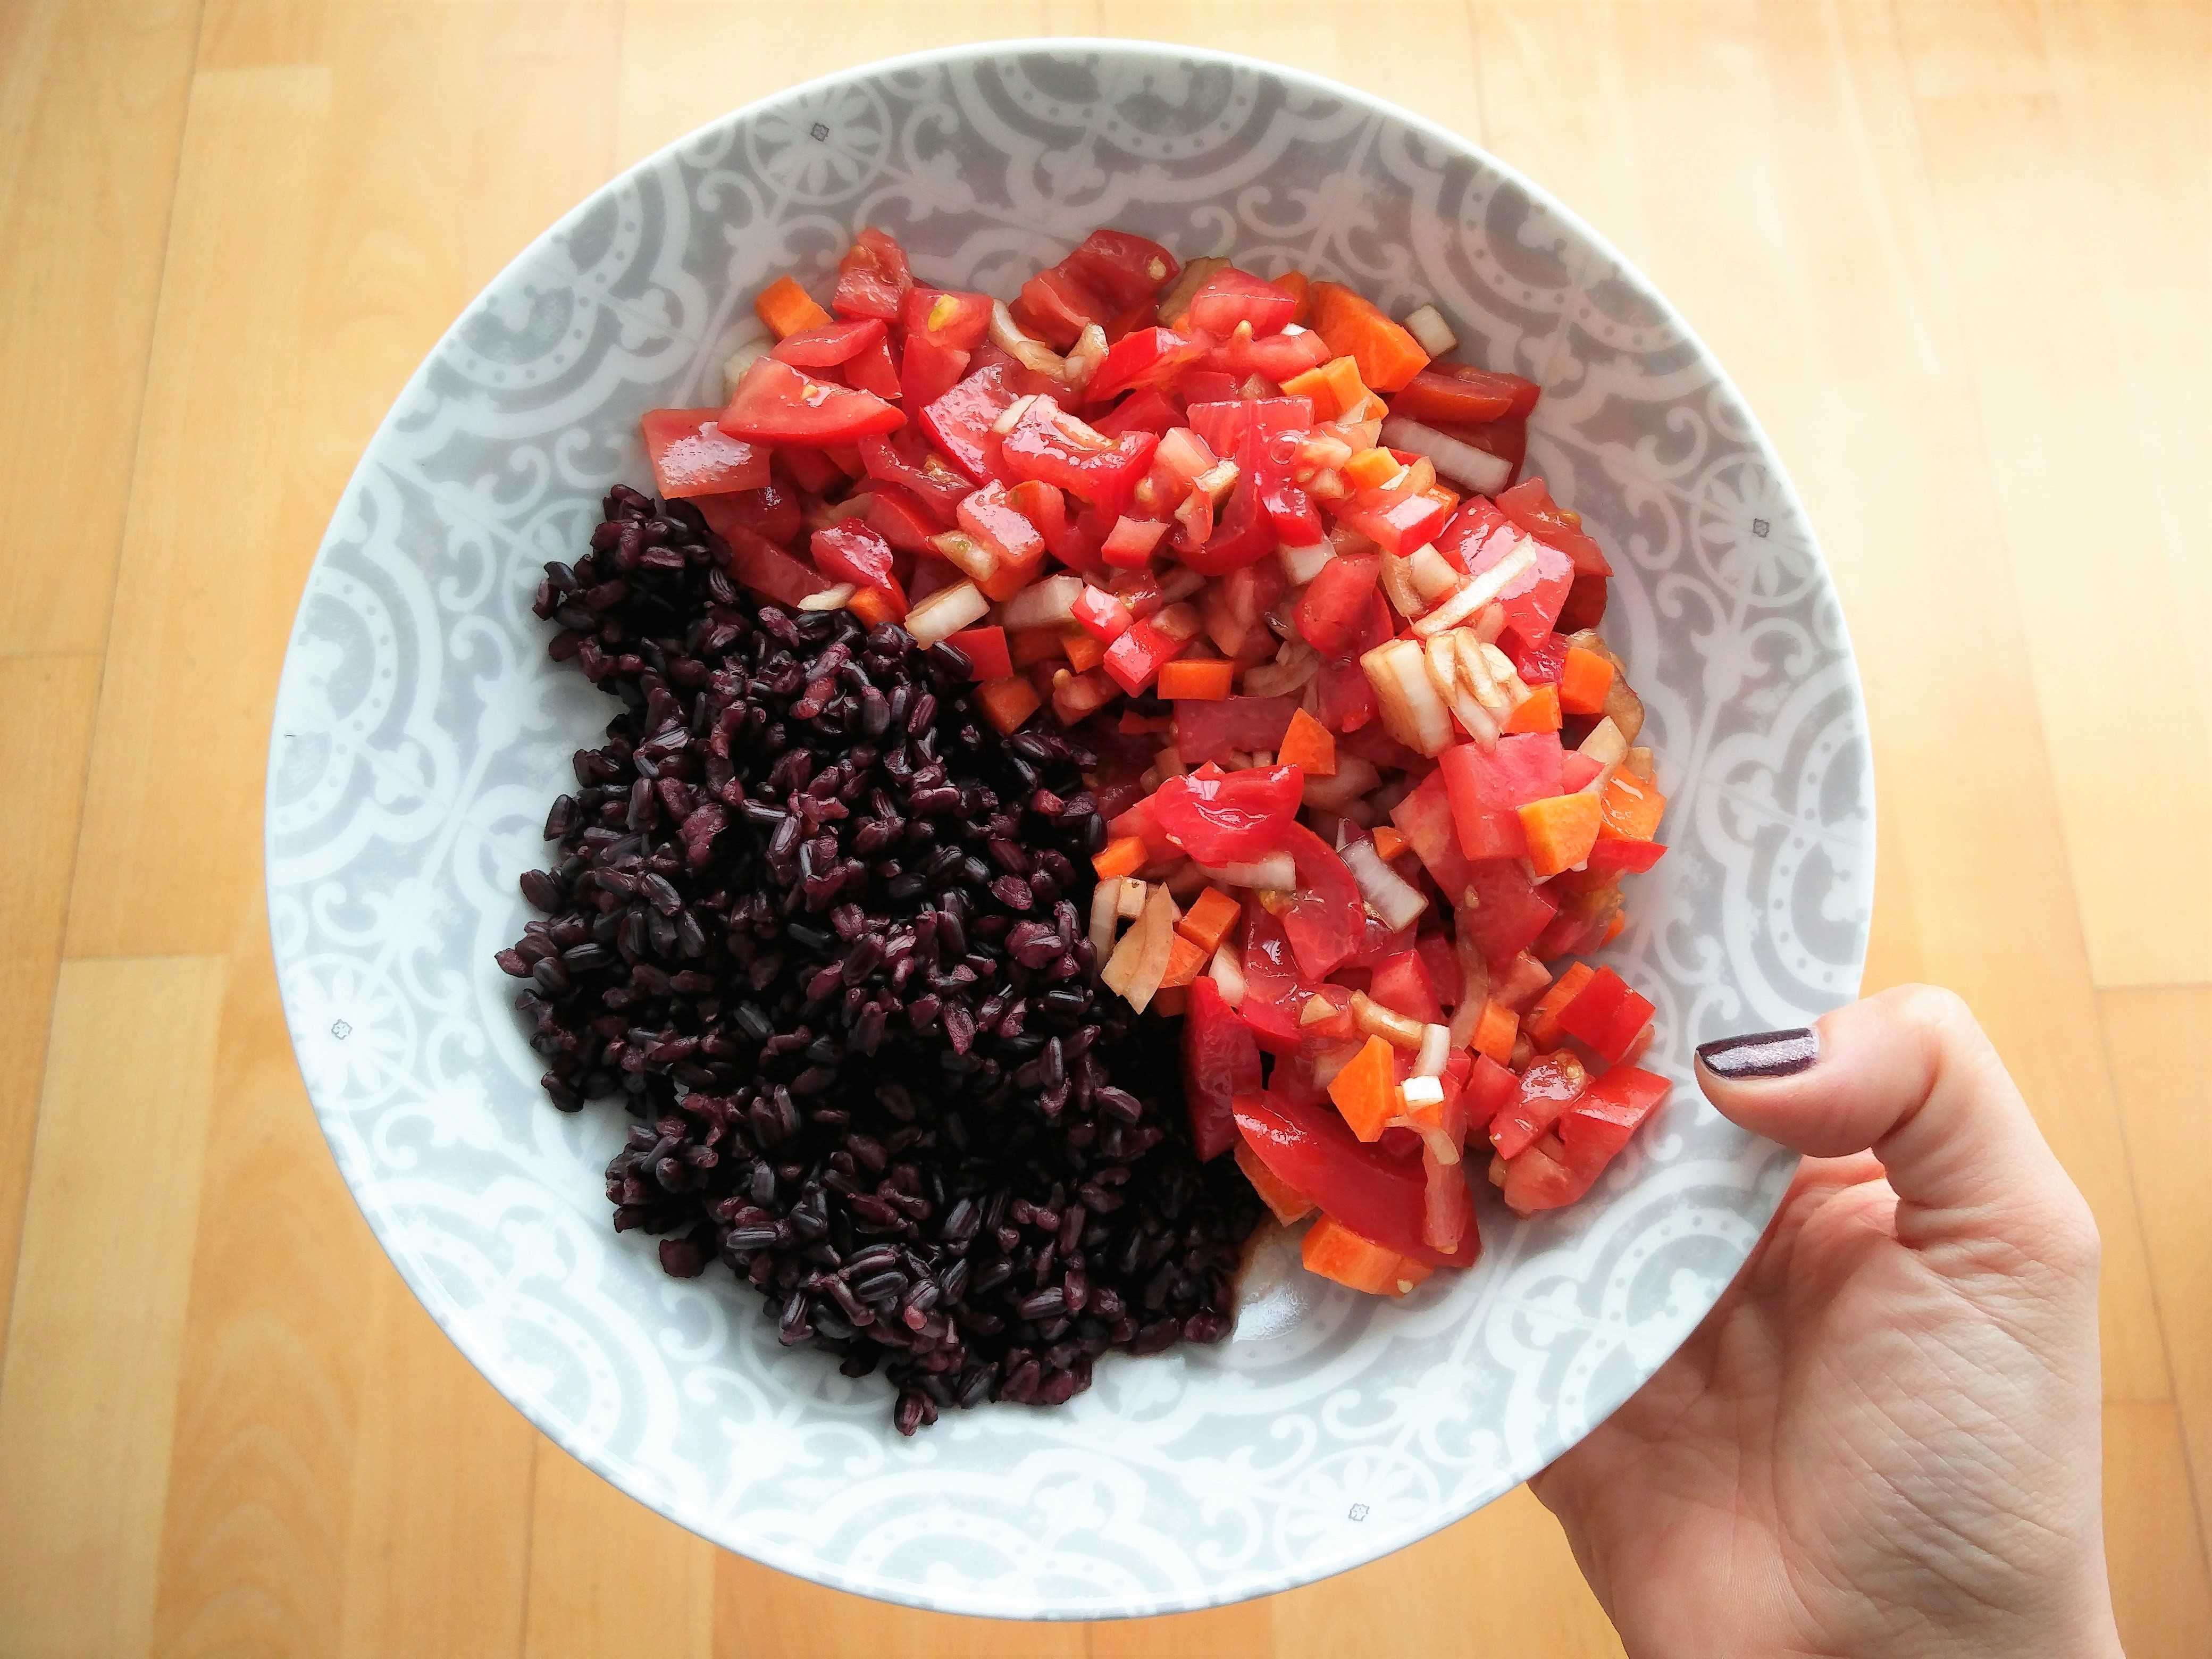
267, 39, 1871, 1620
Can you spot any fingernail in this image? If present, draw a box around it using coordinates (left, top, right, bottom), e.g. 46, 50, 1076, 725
1695, 1026, 1819, 1080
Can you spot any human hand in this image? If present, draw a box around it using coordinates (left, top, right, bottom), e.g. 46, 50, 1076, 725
1530, 986, 2122, 1659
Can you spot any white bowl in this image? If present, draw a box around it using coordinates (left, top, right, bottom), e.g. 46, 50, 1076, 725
267, 39, 1872, 1620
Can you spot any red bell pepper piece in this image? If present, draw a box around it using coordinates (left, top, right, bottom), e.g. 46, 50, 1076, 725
1553, 1065, 1669, 1184
1071, 584, 1135, 643
1336, 483, 1451, 557
1093, 387, 1182, 437
941, 625, 1012, 680
1583, 837, 1667, 877
1557, 966, 1656, 1065
1102, 619, 1180, 695
1388, 363, 1540, 425
1490, 1051, 1590, 1160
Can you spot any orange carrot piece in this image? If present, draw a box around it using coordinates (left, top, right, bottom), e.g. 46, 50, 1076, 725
1597, 769, 1668, 841
1093, 836, 1149, 879
1309, 282, 1431, 392
1273, 269, 1313, 326
1524, 962, 1597, 1050
1280, 355, 1370, 421
1472, 999, 1519, 1063
1011, 627, 1067, 668
1559, 646, 1617, 715
1344, 447, 1402, 489
1176, 887, 1241, 957
1519, 792, 1604, 877
976, 676, 1041, 735
1370, 825, 1409, 861
1062, 624, 1107, 673
1328, 1034, 1400, 1142
1158, 658, 1235, 700
847, 586, 901, 629
1151, 985, 1189, 1017
1236, 1141, 1316, 1225
1277, 707, 1338, 777
1159, 933, 1209, 990
1502, 682, 1562, 733
1301, 1214, 1432, 1296
755, 274, 832, 339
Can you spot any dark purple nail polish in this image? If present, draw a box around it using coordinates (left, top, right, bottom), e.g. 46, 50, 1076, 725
1696, 1026, 1819, 1080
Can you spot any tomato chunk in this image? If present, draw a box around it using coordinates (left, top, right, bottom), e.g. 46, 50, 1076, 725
639, 407, 769, 498
1233, 1091, 1480, 1269
1151, 764, 1302, 865
719, 358, 904, 445
1183, 977, 1262, 1161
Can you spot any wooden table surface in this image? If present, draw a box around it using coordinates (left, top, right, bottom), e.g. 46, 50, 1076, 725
3, 2, 2207, 1654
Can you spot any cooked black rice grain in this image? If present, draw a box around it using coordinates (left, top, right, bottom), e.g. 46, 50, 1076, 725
504, 484, 1260, 1432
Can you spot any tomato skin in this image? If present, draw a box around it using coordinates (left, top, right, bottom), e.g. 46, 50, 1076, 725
1086, 327, 1211, 404
639, 408, 770, 498
1295, 553, 1382, 656
1232, 1091, 1481, 1269
1279, 823, 1364, 981
1151, 764, 1303, 864
719, 358, 904, 445
1061, 229, 1180, 310
770, 316, 888, 368
1389, 364, 1540, 425
1186, 267, 1297, 337
1183, 977, 1262, 1161
1239, 904, 1302, 1004
832, 227, 915, 321
900, 286, 993, 350
809, 521, 905, 606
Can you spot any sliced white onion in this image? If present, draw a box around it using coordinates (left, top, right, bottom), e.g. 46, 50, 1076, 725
1476, 642, 1532, 717
1301, 753, 1381, 811
1363, 638, 1455, 755
1578, 716, 1628, 794
904, 579, 988, 648
1311, 1042, 1362, 1090
1472, 602, 1507, 644
1063, 323, 1108, 395
990, 299, 1068, 380
1117, 878, 1150, 919
1193, 458, 1241, 505
1342, 836, 1430, 931
1446, 926, 1493, 1050
1157, 255, 1229, 330
1411, 539, 1536, 636
1101, 883, 1177, 1012
1414, 1023, 1452, 1079
1604, 674, 1646, 744
1380, 414, 1512, 496
795, 582, 857, 611
1154, 745, 1187, 780
1201, 851, 1296, 891
1400, 1073, 1447, 1110
1426, 633, 1498, 746
999, 573, 1084, 631
1159, 565, 1207, 604
1351, 990, 1425, 1049
1626, 744, 1656, 782
929, 529, 999, 584
1279, 541, 1335, 584
722, 338, 773, 399
1402, 304, 1459, 357
1407, 545, 1463, 603
1088, 877, 1124, 959
1208, 943, 1247, 1008
1152, 601, 1204, 644
1379, 552, 1426, 619
991, 392, 1038, 437
1241, 639, 1320, 698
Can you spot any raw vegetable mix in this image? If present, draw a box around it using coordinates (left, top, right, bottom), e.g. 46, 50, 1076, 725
647, 225, 1673, 1304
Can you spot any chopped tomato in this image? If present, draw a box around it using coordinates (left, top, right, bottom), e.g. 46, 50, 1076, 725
919, 362, 1024, 484
1101, 619, 1180, 694
1094, 387, 1182, 437
941, 625, 1012, 680
1556, 965, 1656, 1065
1459, 858, 1562, 971
809, 521, 904, 607
1172, 694, 1298, 765
1061, 229, 1180, 310
1553, 1065, 1670, 1185
1151, 764, 1303, 864
1186, 267, 1298, 336
1183, 977, 1262, 1162
1279, 823, 1364, 981
1368, 950, 1442, 1025
639, 407, 769, 498
1001, 397, 1160, 515
693, 512, 831, 607
902, 286, 994, 350
1232, 1092, 1480, 1269
771, 316, 888, 368
719, 358, 904, 445
1295, 554, 1381, 655
1335, 484, 1450, 557
1013, 264, 1112, 348
831, 227, 914, 321
1490, 1050, 1589, 1160
1086, 327, 1210, 404
1388, 363, 1540, 425
1496, 476, 1612, 577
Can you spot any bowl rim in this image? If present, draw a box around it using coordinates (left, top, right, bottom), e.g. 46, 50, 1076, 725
266, 32, 1871, 1621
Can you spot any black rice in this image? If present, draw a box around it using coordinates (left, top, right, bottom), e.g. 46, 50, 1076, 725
502, 484, 1260, 1431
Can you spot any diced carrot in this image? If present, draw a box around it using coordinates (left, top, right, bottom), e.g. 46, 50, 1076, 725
1280, 355, 1370, 421
1062, 624, 1107, 673
1159, 933, 1209, 990
1559, 646, 1617, 715
1601, 911, 1628, 945
1277, 707, 1338, 777
1597, 769, 1668, 841
1502, 682, 1562, 733
976, 676, 1041, 735
1236, 1141, 1316, 1225
1158, 658, 1235, 700
848, 586, 901, 628
755, 274, 832, 339
1370, 825, 1409, 861
1472, 999, 1519, 1064
1151, 985, 1189, 1018
1273, 269, 1313, 327
1011, 627, 1067, 668
1519, 791, 1604, 877
1525, 961, 1597, 1049
1344, 447, 1402, 490
1093, 836, 1149, 879
1309, 282, 1431, 392
1327, 1034, 1400, 1142
1177, 887, 1242, 957
1300, 1214, 1432, 1296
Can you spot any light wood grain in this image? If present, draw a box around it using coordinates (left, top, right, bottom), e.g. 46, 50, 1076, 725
2, 3, 2208, 1655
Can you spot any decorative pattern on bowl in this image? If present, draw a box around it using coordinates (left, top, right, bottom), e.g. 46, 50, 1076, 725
266, 40, 1871, 1620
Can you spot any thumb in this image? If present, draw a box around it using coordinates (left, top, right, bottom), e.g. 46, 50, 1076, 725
1695, 985, 2095, 1259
